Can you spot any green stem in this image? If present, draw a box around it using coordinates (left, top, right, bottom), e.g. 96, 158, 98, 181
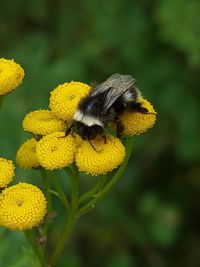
77, 137, 134, 217
49, 170, 69, 211
50, 212, 76, 267
79, 175, 106, 203
50, 167, 79, 266
24, 231, 46, 267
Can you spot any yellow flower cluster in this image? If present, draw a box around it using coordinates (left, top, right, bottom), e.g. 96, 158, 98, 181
23, 109, 67, 136
0, 183, 47, 230
0, 158, 15, 188
16, 78, 156, 176
0, 58, 25, 95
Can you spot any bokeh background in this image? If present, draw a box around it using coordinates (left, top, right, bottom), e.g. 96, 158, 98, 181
0, 0, 200, 266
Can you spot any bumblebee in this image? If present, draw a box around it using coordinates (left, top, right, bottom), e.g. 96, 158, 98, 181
67, 73, 148, 140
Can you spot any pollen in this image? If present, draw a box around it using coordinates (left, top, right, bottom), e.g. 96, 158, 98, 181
0, 183, 47, 231
120, 99, 157, 136
16, 138, 39, 169
22, 109, 67, 136
49, 81, 91, 121
36, 132, 76, 170
0, 158, 15, 188
0, 58, 25, 95
75, 135, 126, 176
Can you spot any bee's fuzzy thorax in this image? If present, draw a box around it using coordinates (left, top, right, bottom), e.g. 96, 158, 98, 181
73, 110, 104, 127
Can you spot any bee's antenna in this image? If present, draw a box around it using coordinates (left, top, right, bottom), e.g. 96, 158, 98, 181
88, 140, 98, 152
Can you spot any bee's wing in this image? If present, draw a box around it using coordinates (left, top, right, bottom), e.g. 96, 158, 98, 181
103, 86, 128, 112
90, 73, 135, 112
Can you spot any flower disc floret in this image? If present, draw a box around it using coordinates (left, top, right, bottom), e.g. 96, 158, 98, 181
0, 158, 15, 188
0, 183, 47, 230
23, 109, 67, 136
120, 99, 157, 136
36, 132, 76, 170
49, 81, 91, 121
16, 138, 39, 169
0, 58, 25, 95
75, 135, 125, 176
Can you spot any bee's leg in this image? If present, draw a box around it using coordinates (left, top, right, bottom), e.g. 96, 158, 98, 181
101, 134, 107, 144
116, 120, 124, 138
65, 121, 74, 136
126, 102, 148, 114
65, 127, 71, 136
58, 126, 72, 139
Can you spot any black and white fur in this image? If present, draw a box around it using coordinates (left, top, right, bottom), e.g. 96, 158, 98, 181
68, 73, 148, 140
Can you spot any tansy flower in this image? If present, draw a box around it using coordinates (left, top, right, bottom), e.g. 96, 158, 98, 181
0, 183, 47, 230
0, 58, 25, 95
22, 109, 67, 136
16, 138, 39, 169
0, 158, 15, 188
36, 132, 76, 170
49, 81, 91, 121
75, 135, 125, 176
120, 99, 157, 136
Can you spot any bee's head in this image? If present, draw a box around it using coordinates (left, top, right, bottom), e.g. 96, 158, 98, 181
75, 122, 104, 140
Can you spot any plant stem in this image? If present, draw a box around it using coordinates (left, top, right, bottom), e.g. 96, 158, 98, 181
24, 230, 46, 267
77, 137, 134, 217
50, 212, 76, 267
50, 167, 79, 266
79, 175, 106, 203
49, 170, 69, 211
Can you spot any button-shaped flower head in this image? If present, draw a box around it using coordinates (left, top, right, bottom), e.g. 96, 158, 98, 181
120, 98, 157, 136
0, 183, 47, 230
16, 138, 40, 169
0, 158, 15, 188
0, 58, 25, 95
49, 81, 91, 121
36, 132, 76, 170
22, 109, 67, 136
75, 135, 126, 176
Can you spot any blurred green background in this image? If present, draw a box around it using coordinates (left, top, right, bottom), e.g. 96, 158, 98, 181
0, 0, 200, 266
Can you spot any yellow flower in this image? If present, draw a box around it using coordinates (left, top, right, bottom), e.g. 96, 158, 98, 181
49, 81, 91, 121
0, 183, 47, 231
16, 138, 39, 169
0, 58, 25, 95
75, 135, 125, 176
0, 158, 15, 188
22, 109, 67, 136
36, 132, 76, 170
120, 99, 157, 136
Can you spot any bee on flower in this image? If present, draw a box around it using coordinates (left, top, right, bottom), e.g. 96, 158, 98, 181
16, 73, 157, 176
